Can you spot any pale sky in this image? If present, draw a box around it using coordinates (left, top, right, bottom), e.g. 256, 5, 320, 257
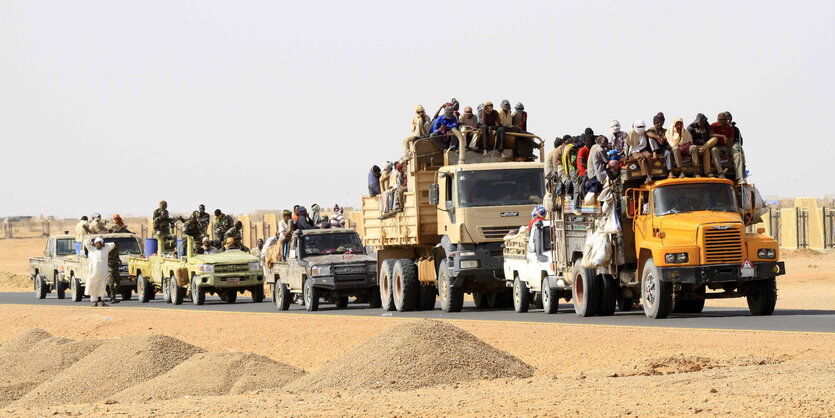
1, 0, 833, 218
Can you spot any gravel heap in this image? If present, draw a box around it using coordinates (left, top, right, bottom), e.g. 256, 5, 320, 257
112, 352, 305, 402
287, 319, 534, 392
14, 334, 203, 408
609, 355, 784, 377
0, 330, 106, 407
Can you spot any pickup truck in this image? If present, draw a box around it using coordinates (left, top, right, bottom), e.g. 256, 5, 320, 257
128, 236, 264, 305
28, 234, 77, 299
502, 221, 566, 314
61, 233, 145, 302
267, 228, 379, 311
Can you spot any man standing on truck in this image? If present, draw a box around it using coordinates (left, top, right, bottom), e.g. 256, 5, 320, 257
153, 209, 176, 251
107, 242, 121, 304
84, 237, 115, 307
153, 201, 168, 221
108, 214, 131, 233
213, 209, 233, 246
182, 211, 203, 242
75, 216, 89, 255
197, 204, 211, 237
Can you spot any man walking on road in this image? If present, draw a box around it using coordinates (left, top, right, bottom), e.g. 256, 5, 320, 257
84, 237, 115, 307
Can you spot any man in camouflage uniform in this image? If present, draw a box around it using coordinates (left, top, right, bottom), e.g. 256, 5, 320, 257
153, 200, 168, 221
213, 209, 233, 247
197, 204, 211, 238
153, 209, 176, 251
223, 221, 249, 252
107, 242, 121, 304
182, 211, 204, 244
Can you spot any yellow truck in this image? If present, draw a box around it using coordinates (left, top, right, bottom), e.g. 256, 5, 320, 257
360, 133, 545, 312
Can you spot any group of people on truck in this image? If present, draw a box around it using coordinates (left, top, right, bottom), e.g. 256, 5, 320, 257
408, 98, 535, 161
545, 111, 748, 213
261, 204, 346, 269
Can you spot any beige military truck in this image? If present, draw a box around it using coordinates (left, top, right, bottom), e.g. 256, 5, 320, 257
28, 234, 77, 299
61, 233, 144, 302
360, 132, 545, 312
266, 228, 379, 311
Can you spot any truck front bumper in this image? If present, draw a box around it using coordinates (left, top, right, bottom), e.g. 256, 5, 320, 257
194, 272, 263, 288
450, 244, 505, 286
658, 261, 785, 284
309, 274, 376, 291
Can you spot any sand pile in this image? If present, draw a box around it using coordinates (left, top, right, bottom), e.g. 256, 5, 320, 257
288, 319, 534, 392
782, 248, 826, 258
0, 272, 30, 290
609, 355, 783, 377
0, 330, 106, 406
14, 334, 203, 408
113, 352, 305, 402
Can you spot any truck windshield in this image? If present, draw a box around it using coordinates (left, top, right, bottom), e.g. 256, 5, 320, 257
56, 239, 76, 256
457, 169, 544, 208
302, 233, 364, 256
653, 183, 739, 216
103, 237, 143, 255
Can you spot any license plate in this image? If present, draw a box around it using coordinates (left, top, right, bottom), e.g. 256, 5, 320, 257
227, 278, 240, 285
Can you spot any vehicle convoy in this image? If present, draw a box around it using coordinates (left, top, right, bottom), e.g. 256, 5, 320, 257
128, 236, 264, 305
361, 132, 545, 312
504, 152, 785, 319
57, 233, 145, 302
267, 228, 379, 311
29, 234, 77, 299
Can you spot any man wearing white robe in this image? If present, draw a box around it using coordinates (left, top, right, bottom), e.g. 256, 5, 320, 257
84, 237, 115, 306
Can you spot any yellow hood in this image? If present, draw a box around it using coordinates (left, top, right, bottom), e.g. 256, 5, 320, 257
656, 211, 743, 243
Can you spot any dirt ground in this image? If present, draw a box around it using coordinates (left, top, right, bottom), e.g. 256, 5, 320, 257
1, 238, 834, 416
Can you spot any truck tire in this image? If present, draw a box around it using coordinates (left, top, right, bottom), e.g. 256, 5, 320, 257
35, 274, 48, 299
512, 276, 530, 313
170, 274, 185, 305
571, 260, 600, 317
597, 274, 617, 316
191, 278, 205, 305
71, 276, 84, 302
225, 290, 238, 304
542, 279, 559, 314
275, 282, 291, 311
163, 277, 172, 303
335, 296, 349, 309
138, 274, 152, 303
379, 259, 396, 311
747, 277, 777, 316
392, 259, 419, 312
418, 285, 437, 311
251, 285, 265, 303
472, 292, 489, 309
120, 288, 132, 302
438, 261, 463, 312
55, 273, 66, 300
303, 278, 319, 311
641, 258, 672, 319
368, 286, 382, 309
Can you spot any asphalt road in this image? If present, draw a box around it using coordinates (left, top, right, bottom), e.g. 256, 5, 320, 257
2, 291, 833, 334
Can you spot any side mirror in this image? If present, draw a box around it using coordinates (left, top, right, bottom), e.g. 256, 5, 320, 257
429, 184, 440, 206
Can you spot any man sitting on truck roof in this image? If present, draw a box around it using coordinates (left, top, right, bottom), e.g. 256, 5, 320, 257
666, 117, 696, 178
477, 101, 505, 157
429, 106, 463, 152
108, 214, 131, 233
625, 120, 654, 185
410, 105, 431, 138
647, 114, 676, 179
608, 120, 627, 156
724, 111, 747, 184
687, 113, 721, 177
88, 213, 108, 234
708, 113, 734, 178
459, 106, 479, 149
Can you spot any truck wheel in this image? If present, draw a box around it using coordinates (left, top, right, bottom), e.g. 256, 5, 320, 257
303, 278, 319, 311
597, 274, 617, 317
571, 260, 600, 317
513, 276, 530, 313
35, 274, 48, 299
438, 261, 463, 313
472, 292, 489, 309
163, 277, 172, 303
251, 285, 265, 303
191, 278, 205, 305
225, 290, 238, 304
542, 279, 559, 314
747, 278, 777, 316
418, 285, 437, 311
392, 259, 419, 312
379, 259, 396, 311
170, 274, 185, 305
138, 275, 151, 303
275, 282, 291, 311
335, 296, 349, 309
368, 286, 382, 309
641, 258, 672, 319
71, 276, 84, 302
55, 273, 66, 299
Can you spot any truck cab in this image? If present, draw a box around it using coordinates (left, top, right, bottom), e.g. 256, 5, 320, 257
29, 234, 76, 299
62, 233, 144, 302
267, 228, 378, 312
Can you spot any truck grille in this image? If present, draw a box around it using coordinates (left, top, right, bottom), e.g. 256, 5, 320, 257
480, 226, 519, 239
214, 264, 248, 273
333, 265, 366, 275
702, 226, 743, 264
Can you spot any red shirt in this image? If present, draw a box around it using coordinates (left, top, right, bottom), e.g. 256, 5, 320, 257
576, 146, 590, 176
710, 122, 735, 146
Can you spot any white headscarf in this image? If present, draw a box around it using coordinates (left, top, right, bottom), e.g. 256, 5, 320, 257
609, 120, 621, 134
633, 120, 646, 135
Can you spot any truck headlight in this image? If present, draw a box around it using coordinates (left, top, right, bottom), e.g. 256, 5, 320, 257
665, 253, 688, 264
757, 249, 776, 259
248, 262, 261, 271
460, 260, 480, 269
196, 264, 214, 273
311, 265, 332, 276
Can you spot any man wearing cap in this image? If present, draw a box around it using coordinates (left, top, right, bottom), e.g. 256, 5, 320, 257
477, 101, 504, 157
108, 214, 131, 233
182, 211, 203, 242
84, 237, 116, 307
